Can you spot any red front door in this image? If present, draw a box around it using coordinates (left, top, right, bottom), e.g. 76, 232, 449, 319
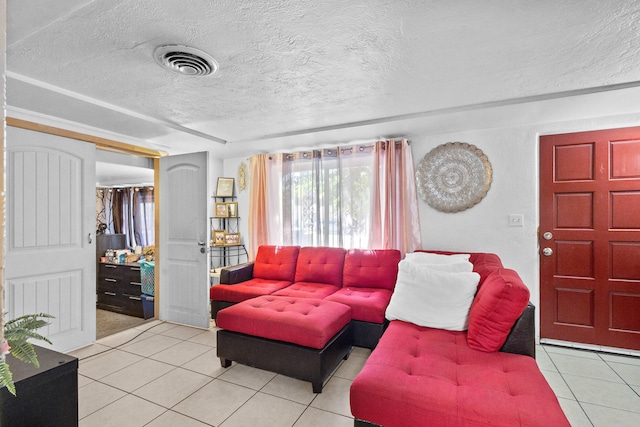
540, 127, 640, 351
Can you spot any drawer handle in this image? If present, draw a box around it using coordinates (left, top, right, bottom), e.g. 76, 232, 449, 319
130, 267, 141, 271
130, 282, 142, 286
104, 292, 117, 296
129, 296, 142, 301
105, 264, 117, 269
105, 278, 117, 282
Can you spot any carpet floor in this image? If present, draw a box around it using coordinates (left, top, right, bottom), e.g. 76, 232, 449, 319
96, 309, 150, 339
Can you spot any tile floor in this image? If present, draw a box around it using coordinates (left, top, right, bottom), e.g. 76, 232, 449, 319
70, 321, 640, 427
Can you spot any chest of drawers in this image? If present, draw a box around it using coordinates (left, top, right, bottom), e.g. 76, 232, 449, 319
97, 262, 144, 317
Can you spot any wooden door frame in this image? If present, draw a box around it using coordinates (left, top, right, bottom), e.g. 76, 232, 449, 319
6, 117, 167, 318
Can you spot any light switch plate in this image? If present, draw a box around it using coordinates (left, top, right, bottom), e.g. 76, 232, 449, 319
508, 214, 524, 227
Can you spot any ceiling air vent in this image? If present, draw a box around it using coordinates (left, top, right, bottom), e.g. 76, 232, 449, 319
154, 45, 218, 76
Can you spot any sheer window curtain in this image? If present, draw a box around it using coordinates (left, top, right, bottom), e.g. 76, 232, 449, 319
99, 187, 155, 248
132, 188, 155, 247
248, 139, 421, 256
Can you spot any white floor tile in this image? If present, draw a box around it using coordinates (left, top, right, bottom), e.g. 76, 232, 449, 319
548, 352, 623, 382
608, 361, 640, 387
120, 333, 182, 357
600, 353, 640, 367
79, 349, 143, 380
173, 379, 256, 426
149, 340, 211, 366
351, 347, 371, 358
262, 374, 318, 405
187, 329, 218, 347
535, 348, 557, 372
78, 381, 126, 419
219, 392, 306, 427
556, 398, 591, 427
581, 402, 640, 427
159, 324, 206, 340
181, 349, 229, 377
541, 369, 574, 399
145, 410, 211, 427
563, 374, 640, 413
133, 367, 212, 408
68, 343, 112, 359
100, 358, 175, 392
218, 363, 277, 390
96, 328, 147, 348
309, 376, 353, 418
333, 354, 367, 381
543, 345, 602, 360
79, 394, 165, 427
78, 374, 95, 388
294, 407, 354, 427
146, 322, 181, 334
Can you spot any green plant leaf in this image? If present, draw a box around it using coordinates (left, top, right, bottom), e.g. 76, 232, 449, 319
0, 360, 16, 396
7, 342, 39, 368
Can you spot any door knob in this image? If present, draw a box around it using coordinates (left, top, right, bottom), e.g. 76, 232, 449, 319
198, 241, 206, 246
542, 247, 553, 256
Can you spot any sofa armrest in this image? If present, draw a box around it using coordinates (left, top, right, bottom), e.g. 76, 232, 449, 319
220, 262, 255, 284
499, 302, 535, 358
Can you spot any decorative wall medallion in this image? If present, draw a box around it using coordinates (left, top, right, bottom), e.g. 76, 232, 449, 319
237, 161, 248, 192
416, 142, 492, 213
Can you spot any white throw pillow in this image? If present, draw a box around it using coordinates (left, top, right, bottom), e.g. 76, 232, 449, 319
404, 252, 473, 272
404, 252, 471, 265
386, 259, 480, 331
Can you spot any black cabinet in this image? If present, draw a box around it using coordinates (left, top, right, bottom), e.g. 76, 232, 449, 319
97, 263, 145, 317
0, 345, 78, 426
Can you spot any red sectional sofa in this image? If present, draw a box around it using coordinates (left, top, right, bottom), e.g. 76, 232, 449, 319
211, 245, 402, 348
350, 251, 570, 427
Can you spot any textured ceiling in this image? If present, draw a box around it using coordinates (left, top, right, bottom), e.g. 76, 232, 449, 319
7, 0, 640, 157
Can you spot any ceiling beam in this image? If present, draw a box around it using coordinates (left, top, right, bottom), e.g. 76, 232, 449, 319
7, 117, 168, 158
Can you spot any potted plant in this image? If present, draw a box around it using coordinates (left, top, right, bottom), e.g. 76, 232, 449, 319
0, 313, 53, 396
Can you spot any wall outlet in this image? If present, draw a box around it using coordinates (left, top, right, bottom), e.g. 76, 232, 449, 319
508, 214, 524, 227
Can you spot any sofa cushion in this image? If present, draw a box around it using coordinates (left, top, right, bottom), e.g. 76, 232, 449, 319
467, 268, 531, 352
294, 246, 346, 287
272, 282, 340, 299
325, 287, 393, 323
253, 245, 300, 282
350, 320, 571, 427
210, 278, 292, 303
343, 249, 401, 290
216, 295, 351, 349
385, 260, 480, 331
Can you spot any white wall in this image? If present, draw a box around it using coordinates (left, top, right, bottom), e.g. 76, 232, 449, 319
221, 86, 640, 340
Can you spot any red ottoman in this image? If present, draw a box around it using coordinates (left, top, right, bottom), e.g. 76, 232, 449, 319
216, 295, 352, 392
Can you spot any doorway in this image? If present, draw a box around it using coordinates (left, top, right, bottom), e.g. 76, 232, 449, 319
95, 151, 155, 338
539, 127, 640, 351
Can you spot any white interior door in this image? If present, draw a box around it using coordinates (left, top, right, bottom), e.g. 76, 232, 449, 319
5, 126, 96, 352
159, 152, 209, 328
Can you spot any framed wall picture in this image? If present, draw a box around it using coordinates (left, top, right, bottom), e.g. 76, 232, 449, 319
227, 202, 238, 217
225, 233, 240, 245
216, 177, 235, 197
215, 202, 229, 217
213, 230, 226, 246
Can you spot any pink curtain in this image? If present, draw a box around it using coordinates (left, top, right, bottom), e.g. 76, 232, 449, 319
248, 139, 421, 255
248, 155, 269, 259
369, 139, 421, 255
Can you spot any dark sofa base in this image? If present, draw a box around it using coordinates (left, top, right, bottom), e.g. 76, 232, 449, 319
351, 319, 388, 349
211, 300, 235, 320
355, 420, 382, 427
217, 324, 352, 393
